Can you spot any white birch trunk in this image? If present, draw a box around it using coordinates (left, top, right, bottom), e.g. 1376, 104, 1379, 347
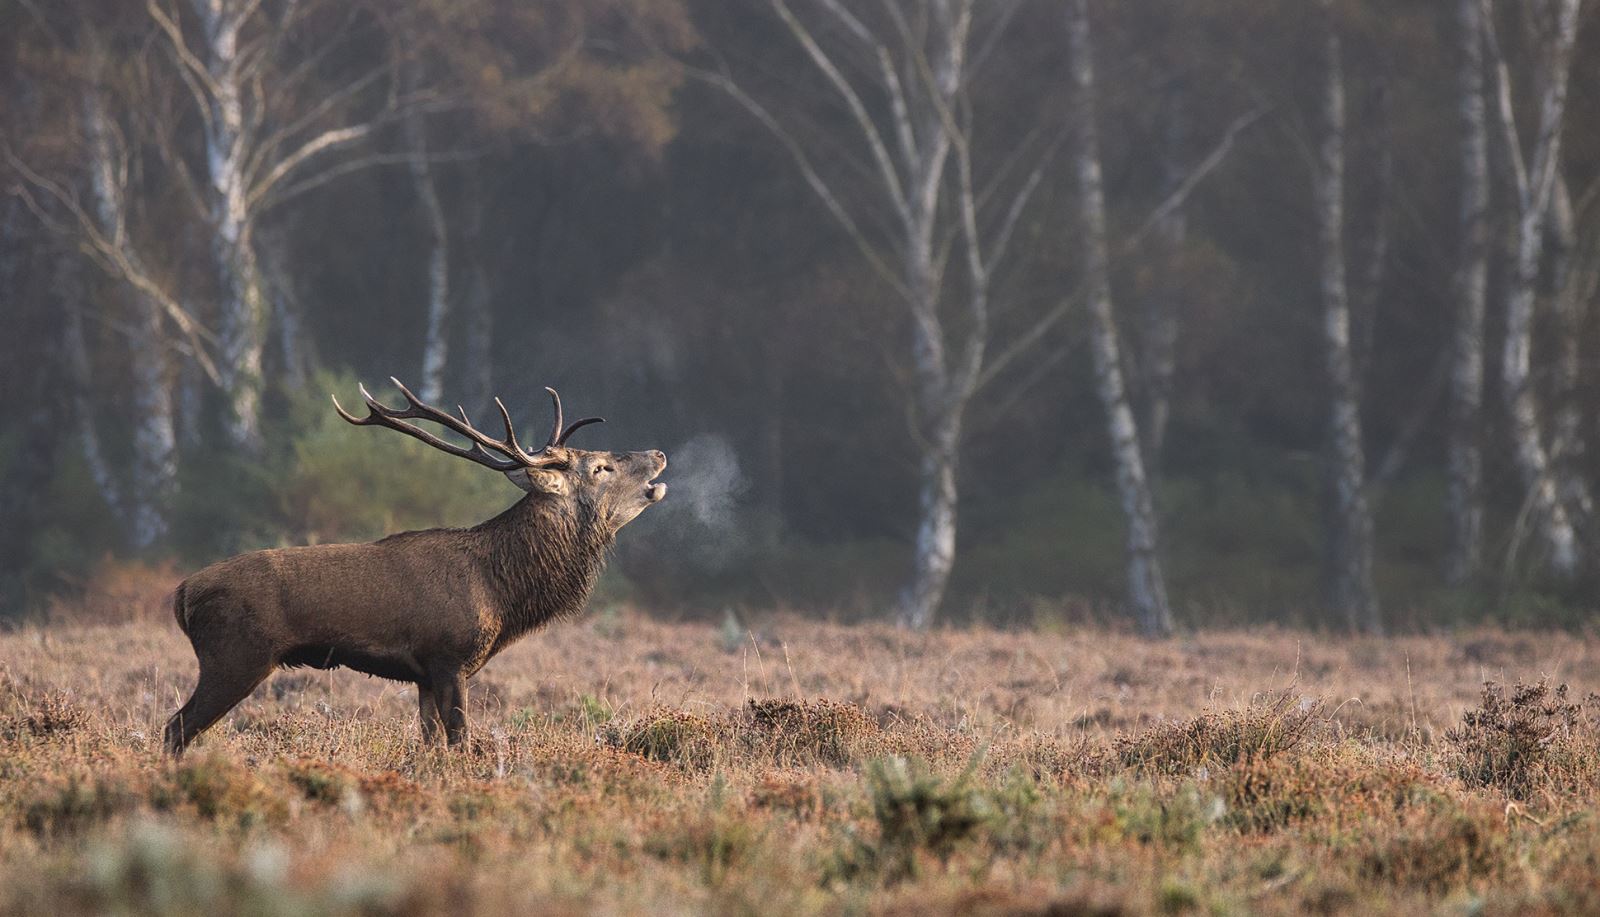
1315, 7, 1381, 633
1068, 0, 1173, 638
1447, 0, 1489, 586
744, 0, 1029, 629
1493, 0, 1581, 576
894, 2, 968, 632
895, 191, 959, 631
406, 82, 451, 403
193, 0, 269, 451
83, 85, 176, 549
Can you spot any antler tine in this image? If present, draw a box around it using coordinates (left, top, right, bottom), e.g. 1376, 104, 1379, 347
492, 397, 543, 465
557, 417, 605, 445
544, 387, 564, 448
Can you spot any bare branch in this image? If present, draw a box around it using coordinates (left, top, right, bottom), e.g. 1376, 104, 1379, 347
769, 0, 912, 225
692, 66, 912, 301
247, 123, 375, 209
261, 147, 482, 212
1118, 106, 1267, 255
7, 151, 222, 384
246, 63, 390, 190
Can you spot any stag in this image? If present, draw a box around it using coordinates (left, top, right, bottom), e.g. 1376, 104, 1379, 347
164, 380, 666, 753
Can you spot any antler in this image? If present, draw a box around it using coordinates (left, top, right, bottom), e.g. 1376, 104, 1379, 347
544, 387, 606, 446
332, 378, 603, 471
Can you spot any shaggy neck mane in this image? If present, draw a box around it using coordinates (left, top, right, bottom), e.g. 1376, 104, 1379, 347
474, 493, 613, 640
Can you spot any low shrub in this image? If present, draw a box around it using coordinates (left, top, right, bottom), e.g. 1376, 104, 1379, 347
1116, 693, 1323, 775
746, 698, 882, 767
1445, 680, 1590, 800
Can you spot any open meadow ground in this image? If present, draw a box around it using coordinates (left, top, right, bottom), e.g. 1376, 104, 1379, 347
5, 611, 1600, 915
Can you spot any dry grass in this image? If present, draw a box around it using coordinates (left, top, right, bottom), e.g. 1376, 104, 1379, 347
4, 608, 1600, 914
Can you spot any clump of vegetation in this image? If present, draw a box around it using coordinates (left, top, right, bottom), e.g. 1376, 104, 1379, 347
0, 684, 88, 740
19, 773, 138, 837
1445, 680, 1588, 800
1103, 781, 1226, 853
153, 755, 288, 827
1220, 742, 1441, 833
745, 698, 881, 767
603, 708, 728, 770
1360, 799, 1510, 892
642, 809, 761, 887
832, 755, 1023, 884
1115, 692, 1323, 775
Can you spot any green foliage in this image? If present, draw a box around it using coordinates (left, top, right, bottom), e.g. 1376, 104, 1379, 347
838, 755, 1007, 883
166, 371, 514, 564
277, 372, 511, 545
1105, 781, 1226, 853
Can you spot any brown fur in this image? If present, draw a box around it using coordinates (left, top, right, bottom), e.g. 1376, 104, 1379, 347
164, 445, 666, 753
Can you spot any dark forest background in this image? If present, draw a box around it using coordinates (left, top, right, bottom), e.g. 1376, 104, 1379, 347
5, 0, 1600, 632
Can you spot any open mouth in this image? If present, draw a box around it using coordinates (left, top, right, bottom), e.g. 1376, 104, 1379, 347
645, 481, 668, 502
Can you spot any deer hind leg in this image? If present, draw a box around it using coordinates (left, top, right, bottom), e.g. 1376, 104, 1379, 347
417, 683, 443, 746
163, 649, 275, 755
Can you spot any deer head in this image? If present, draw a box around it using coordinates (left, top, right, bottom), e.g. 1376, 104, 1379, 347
333, 378, 667, 533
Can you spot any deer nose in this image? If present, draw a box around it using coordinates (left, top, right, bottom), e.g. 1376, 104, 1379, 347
650, 450, 666, 468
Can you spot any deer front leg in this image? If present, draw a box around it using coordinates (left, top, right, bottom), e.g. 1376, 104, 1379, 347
428, 666, 470, 749
417, 683, 443, 746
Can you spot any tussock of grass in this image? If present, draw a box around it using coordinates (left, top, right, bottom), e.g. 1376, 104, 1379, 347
1114, 692, 1322, 775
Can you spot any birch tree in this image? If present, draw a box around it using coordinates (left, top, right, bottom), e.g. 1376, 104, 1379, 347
1313, 0, 1380, 632
81, 85, 177, 548
1483, 0, 1583, 576
146, 0, 400, 450
1447, 0, 1490, 586
1066, 0, 1172, 637
705, 0, 1058, 629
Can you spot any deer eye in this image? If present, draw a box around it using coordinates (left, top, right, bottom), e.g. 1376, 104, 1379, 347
594, 464, 613, 476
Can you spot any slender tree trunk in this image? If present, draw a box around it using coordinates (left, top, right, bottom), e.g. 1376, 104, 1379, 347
83, 84, 176, 549
1546, 177, 1592, 527
1448, 0, 1489, 586
458, 187, 494, 412
897, 247, 960, 631
59, 265, 120, 521
195, 0, 269, 450
406, 75, 451, 403
259, 225, 310, 391
1314, 6, 1381, 633
1494, 0, 1581, 576
1141, 85, 1185, 468
893, 3, 967, 632
760, 349, 786, 550
1068, 0, 1173, 638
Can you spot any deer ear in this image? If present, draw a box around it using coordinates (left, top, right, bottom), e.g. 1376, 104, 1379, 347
506, 468, 567, 495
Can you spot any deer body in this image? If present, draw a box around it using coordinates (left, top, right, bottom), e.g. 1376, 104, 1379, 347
164, 381, 666, 753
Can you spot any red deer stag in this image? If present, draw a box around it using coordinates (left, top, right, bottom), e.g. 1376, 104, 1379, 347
164, 379, 667, 753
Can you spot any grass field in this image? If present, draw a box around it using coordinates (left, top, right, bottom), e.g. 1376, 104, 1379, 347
4, 605, 1600, 915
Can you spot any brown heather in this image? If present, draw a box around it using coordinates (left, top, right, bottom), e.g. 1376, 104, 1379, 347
8, 603, 1600, 914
